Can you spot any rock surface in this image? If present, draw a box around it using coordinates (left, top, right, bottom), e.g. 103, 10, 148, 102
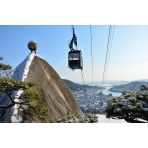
25, 56, 83, 122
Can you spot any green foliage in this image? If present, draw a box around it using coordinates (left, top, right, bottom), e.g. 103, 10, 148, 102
0, 56, 12, 79
29, 104, 49, 122
0, 57, 12, 70
0, 78, 34, 93
54, 113, 98, 123
84, 113, 98, 123
0, 63, 12, 70
22, 90, 49, 122
106, 90, 148, 123
25, 90, 42, 102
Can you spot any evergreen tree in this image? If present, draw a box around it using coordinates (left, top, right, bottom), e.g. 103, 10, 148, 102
106, 90, 148, 123
0, 57, 12, 70
0, 57, 12, 78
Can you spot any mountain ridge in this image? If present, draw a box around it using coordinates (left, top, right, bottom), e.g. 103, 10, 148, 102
109, 81, 148, 93
62, 79, 100, 91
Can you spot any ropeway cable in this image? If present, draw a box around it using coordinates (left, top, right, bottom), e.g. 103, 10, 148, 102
90, 25, 94, 86
101, 25, 115, 90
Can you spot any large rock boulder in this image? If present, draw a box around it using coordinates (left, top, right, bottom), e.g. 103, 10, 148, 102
0, 53, 83, 122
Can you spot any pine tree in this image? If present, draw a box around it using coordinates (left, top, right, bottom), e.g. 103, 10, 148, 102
0, 57, 33, 108
106, 90, 148, 123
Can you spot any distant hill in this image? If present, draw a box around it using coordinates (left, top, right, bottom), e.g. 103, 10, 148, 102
62, 79, 100, 91
109, 81, 148, 93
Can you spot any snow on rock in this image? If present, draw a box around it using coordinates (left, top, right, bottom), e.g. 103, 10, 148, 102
11, 53, 36, 123
12, 53, 35, 81
11, 105, 23, 123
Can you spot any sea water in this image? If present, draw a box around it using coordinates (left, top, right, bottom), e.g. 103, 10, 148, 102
101, 86, 121, 97
82, 80, 127, 97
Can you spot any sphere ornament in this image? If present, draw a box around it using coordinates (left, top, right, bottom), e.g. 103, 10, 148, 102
28, 41, 38, 52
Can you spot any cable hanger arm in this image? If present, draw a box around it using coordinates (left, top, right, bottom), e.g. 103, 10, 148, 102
69, 26, 77, 50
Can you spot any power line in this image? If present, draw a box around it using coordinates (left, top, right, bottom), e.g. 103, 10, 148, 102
90, 25, 94, 86
105, 25, 115, 79
101, 25, 112, 87
81, 70, 85, 86
101, 25, 115, 89
80, 70, 87, 99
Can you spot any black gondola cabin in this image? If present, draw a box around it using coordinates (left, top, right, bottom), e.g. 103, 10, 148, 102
68, 50, 83, 70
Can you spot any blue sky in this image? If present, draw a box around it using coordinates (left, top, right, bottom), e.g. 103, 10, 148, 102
1, 25, 148, 82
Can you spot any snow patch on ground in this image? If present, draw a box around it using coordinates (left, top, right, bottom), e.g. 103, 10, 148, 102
98, 114, 127, 123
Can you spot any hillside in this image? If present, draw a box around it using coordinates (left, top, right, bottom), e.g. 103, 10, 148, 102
0, 53, 83, 123
109, 81, 148, 93
62, 79, 100, 91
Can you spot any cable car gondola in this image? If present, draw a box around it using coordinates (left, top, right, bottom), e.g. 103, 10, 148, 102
68, 26, 83, 70
68, 50, 83, 70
